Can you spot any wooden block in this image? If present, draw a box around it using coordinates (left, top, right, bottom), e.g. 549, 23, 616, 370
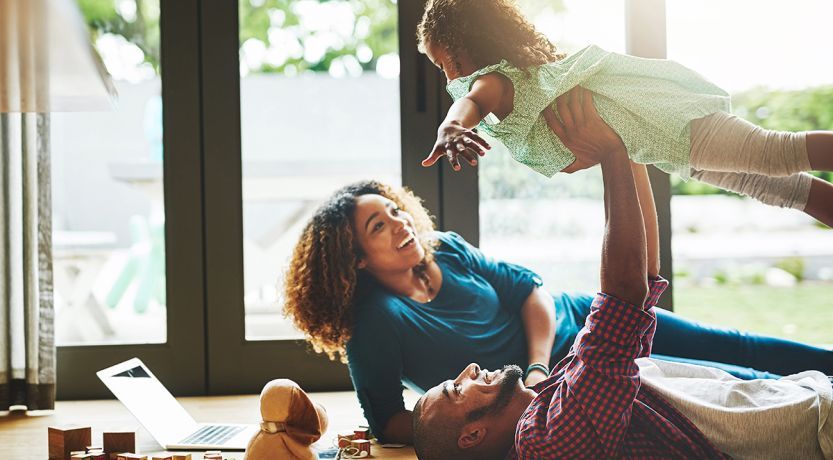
353, 428, 369, 440
351, 439, 371, 456
170, 455, 191, 460
116, 454, 147, 460
49, 426, 93, 460
103, 432, 136, 455
72, 454, 106, 460
150, 455, 174, 460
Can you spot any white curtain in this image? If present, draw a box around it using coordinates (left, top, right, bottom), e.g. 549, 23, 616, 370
0, 112, 55, 412
1, 0, 116, 411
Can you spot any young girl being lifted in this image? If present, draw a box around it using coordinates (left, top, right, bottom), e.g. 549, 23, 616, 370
418, 0, 833, 226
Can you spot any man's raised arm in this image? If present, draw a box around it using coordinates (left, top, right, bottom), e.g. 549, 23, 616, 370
532, 87, 658, 459
598, 147, 648, 307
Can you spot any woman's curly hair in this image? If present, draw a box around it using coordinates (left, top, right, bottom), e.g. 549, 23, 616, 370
282, 180, 438, 363
417, 0, 565, 73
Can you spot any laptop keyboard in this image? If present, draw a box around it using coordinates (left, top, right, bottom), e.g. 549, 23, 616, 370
180, 425, 245, 446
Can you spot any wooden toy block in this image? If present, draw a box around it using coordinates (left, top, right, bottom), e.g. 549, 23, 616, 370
170, 455, 192, 460
116, 454, 147, 460
353, 428, 370, 440
49, 426, 93, 460
72, 454, 106, 460
103, 432, 136, 455
150, 455, 173, 460
351, 439, 371, 456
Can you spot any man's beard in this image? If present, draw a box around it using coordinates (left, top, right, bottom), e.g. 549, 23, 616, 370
466, 364, 524, 422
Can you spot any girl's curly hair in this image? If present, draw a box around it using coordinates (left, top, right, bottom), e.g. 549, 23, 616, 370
282, 180, 438, 362
417, 0, 565, 73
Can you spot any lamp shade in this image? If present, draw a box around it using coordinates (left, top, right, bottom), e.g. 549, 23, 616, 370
0, 0, 117, 112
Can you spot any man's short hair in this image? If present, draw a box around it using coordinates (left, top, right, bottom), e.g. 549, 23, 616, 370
413, 395, 467, 460
413, 395, 510, 460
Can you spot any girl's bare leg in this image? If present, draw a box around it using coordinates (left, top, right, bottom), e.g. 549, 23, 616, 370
803, 175, 833, 227
806, 132, 833, 171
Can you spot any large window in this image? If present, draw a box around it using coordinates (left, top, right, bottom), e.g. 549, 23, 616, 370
237, 0, 402, 341
55, 0, 831, 400
666, 0, 833, 345
56, 0, 206, 399
478, 0, 626, 295
54, 0, 166, 346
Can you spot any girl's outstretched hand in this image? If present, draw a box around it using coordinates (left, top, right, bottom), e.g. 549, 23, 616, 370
544, 86, 626, 173
422, 120, 491, 171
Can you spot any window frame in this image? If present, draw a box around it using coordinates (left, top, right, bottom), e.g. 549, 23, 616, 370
57, 0, 207, 400
57, 0, 674, 399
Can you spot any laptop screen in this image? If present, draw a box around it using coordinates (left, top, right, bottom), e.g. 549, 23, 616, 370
97, 358, 197, 444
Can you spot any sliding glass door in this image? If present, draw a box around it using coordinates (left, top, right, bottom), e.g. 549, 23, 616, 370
57, 0, 206, 399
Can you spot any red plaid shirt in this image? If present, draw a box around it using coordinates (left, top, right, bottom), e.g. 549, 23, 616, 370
511, 278, 731, 459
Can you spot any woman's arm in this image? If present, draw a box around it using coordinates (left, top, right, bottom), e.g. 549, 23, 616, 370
381, 410, 413, 444
630, 162, 660, 278
521, 286, 556, 386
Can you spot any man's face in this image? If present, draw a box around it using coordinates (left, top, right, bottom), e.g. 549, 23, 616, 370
419, 363, 535, 450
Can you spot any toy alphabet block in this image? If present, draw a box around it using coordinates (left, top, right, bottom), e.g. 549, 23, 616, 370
103, 432, 136, 456
116, 454, 147, 460
49, 426, 92, 460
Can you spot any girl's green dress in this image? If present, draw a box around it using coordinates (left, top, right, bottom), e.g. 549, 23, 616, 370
446, 45, 731, 178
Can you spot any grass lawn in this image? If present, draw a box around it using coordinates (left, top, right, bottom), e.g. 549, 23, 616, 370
673, 282, 833, 347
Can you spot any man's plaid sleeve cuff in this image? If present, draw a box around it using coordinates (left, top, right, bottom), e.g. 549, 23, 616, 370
645, 276, 669, 308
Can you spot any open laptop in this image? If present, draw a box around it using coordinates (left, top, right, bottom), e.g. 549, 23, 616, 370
97, 358, 258, 450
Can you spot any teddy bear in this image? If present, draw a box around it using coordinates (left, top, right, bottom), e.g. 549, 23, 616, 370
244, 379, 329, 460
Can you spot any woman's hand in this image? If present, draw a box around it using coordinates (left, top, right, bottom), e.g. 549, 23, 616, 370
543, 86, 626, 173
422, 121, 491, 171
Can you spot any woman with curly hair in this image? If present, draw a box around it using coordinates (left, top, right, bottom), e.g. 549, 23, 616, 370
417, 0, 833, 226
283, 171, 833, 444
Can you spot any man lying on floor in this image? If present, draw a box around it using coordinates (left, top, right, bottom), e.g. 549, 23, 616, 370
411, 95, 833, 460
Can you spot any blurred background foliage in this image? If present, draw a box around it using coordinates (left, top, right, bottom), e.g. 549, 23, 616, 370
77, 0, 831, 198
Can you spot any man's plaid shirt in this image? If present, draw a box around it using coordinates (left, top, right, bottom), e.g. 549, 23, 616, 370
511, 278, 731, 459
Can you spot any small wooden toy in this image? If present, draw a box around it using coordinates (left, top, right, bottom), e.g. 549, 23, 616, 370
337, 431, 355, 448
116, 454, 147, 460
150, 454, 174, 460
170, 455, 191, 460
103, 432, 136, 457
71, 453, 107, 460
351, 439, 371, 456
49, 426, 93, 460
352, 428, 369, 440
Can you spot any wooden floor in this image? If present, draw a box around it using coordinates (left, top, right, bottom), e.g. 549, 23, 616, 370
0, 391, 418, 459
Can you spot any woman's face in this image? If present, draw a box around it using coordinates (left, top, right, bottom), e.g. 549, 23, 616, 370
352, 194, 425, 274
